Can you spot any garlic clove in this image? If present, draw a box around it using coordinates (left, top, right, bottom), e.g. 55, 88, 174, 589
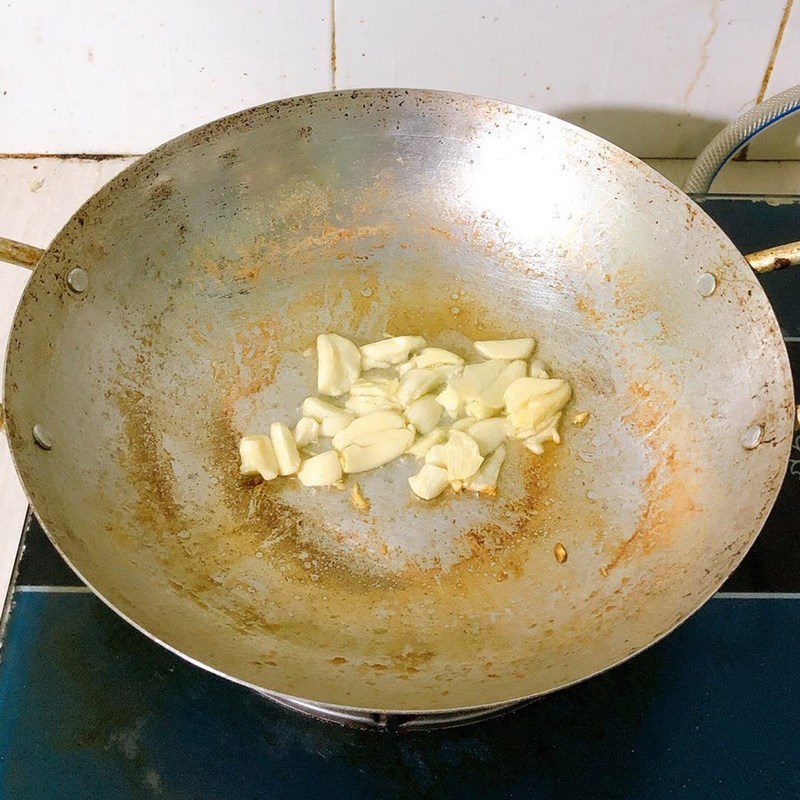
345, 394, 402, 414
332, 411, 406, 450
408, 463, 449, 500
408, 427, 447, 458
317, 333, 361, 396
359, 335, 426, 370
239, 435, 279, 481
465, 444, 507, 494
474, 338, 536, 360
443, 430, 484, 481
405, 395, 443, 434
270, 422, 301, 475
424, 443, 449, 468
339, 428, 415, 473
397, 368, 446, 407
301, 397, 355, 437
467, 417, 510, 456
293, 417, 320, 448
504, 377, 572, 432
297, 450, 343, 486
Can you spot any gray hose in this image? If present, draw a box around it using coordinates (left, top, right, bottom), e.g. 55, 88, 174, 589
684, 84, 800, 194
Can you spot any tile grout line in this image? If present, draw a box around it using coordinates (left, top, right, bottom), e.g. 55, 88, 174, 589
329, 0, 337, 90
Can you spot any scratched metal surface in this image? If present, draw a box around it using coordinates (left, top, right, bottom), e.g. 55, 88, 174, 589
3, 91, 795, 713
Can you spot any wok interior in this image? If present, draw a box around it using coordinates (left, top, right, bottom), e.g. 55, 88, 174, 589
5, 91, 793, 711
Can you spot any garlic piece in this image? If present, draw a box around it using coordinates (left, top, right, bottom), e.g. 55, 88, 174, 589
465, 444, 507, 494
239, 435, 279, 481
443, 430, 484, 481
345, 375, 402, 413
504, 377, 572, 432
474, 338, 536, 360
345, 395, 402, 414
360, 335, 426, 370
405, 395, 443, 434
523, 412, 563, 455
297, 450, 343, 487
317, 333, 361, 396
408, 427, 447, 458
462, 360, 527, 420
349, 375, 400, 399
450, 417, 474, 432
468, 417, 510, 456
400, 347, 464, 375
333, 411, 413, 473
301, 397, 355, 437
408, 464, 449, 500
270, 422, 301, 475
293, 417, 320, 448
397, 368, 446, 407
436, 384, 463, 418
425, 443, 449, 468
339, 428, 414, 473
332, 411, 406, 450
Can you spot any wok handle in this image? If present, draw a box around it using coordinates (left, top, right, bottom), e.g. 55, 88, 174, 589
745, 241, 800, 274
0, 236, 44, 269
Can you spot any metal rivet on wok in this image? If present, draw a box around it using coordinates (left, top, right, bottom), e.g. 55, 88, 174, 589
66, 267, 89, 293
696, 272, 717, 297
32, 424, 52, 450
741, 423, 763, 450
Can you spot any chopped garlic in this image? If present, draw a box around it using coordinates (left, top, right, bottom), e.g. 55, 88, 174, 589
293, 417, 319, 448
397, 368, 445, 407
332, 411, 412, 473
345, 375, 402, 413
463, 359, 526, 419
321, 414, 356, 437
345, 394, 402, 414
405, 395, 443, 434
443, 431, 484, 481
316, 334, 361, 396
450, 417, 474, 432
408, 427, 447, 458
465, 444, 507, 494
436, 384, 463, 418
360, 335, 426, 370
399, 347, 464, 375
332, 411, 406, 450
523, 412, 563, 455
239, 435, 279, 481
298, 450, 343, 486
468, 417, 510, 456
339, 428, 414, 473
408, 463, 449, 500
301, 397, 355, 437
425, 443, 448, 468
474, 338, 536, 360
270, 423, 301, 475
504, 377, 572, 432
349, 375, 400, 399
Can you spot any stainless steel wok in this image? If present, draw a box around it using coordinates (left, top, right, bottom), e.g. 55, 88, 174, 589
1, 89, 796, 728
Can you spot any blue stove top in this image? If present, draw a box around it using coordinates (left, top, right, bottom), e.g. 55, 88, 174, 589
2, 195, 799, 800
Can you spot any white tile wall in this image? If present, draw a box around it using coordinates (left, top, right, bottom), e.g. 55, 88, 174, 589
0, 3, 799, 157
0, 0, 795, 158
0, 0, 332, 154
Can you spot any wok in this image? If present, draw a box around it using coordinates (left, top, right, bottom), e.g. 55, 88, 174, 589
1, 89, 796, 728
